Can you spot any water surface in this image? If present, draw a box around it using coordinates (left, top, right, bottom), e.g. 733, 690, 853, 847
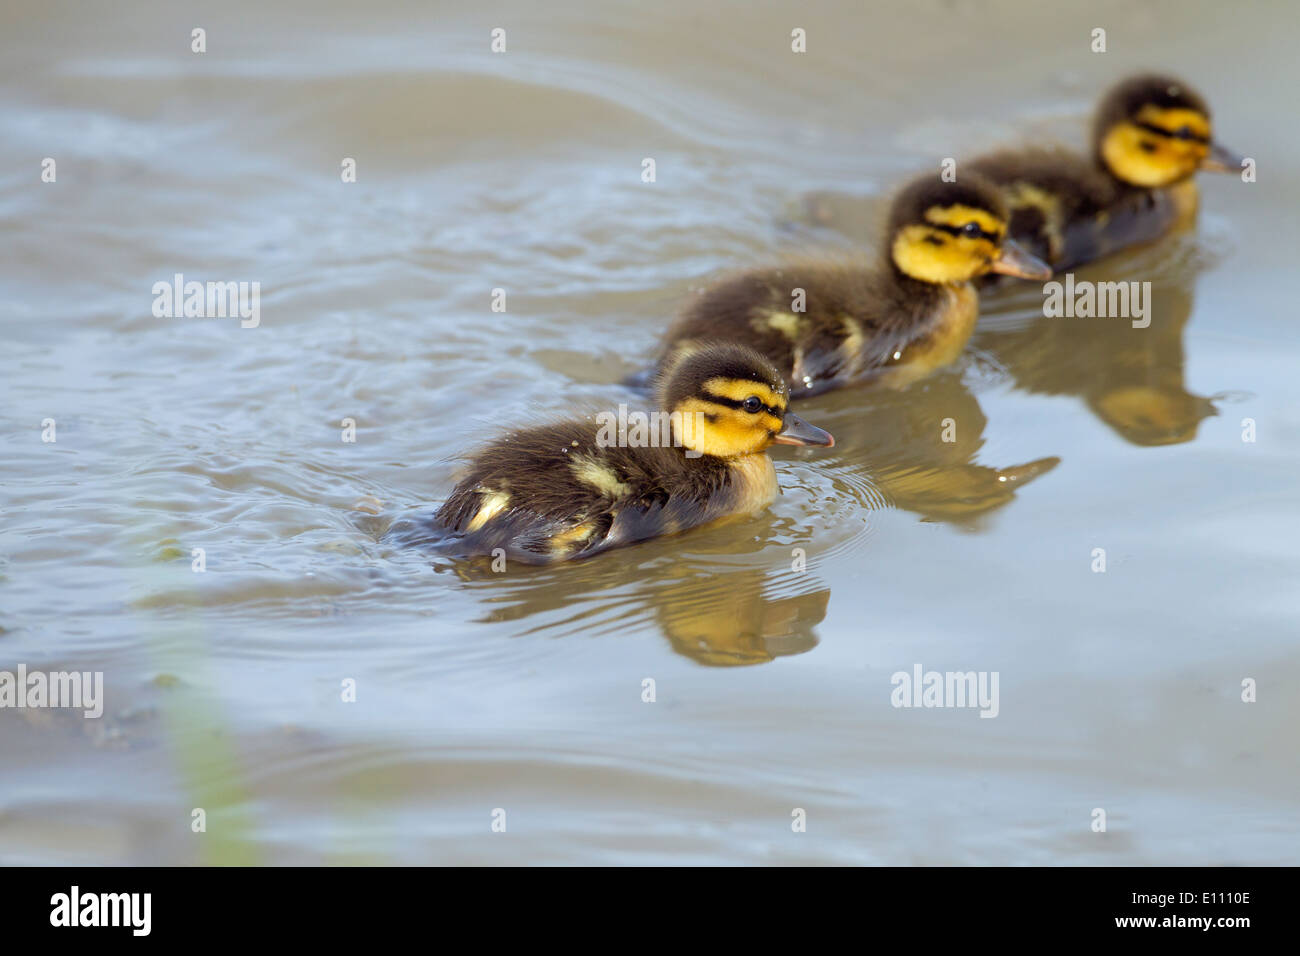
2, 0, 1298, 864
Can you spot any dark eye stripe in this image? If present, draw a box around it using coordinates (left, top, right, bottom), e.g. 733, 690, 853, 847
1133, 120, 1209, 144
929, 221, 999, 242
702, 392, 784, 418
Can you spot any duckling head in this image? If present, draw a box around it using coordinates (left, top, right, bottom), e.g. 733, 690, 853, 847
656, 343, 835, 458
888, 173, 1052, 284
1093, 74, 1242, 187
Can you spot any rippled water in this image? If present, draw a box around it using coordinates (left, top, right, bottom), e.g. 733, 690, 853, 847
3, 0, 1298, 864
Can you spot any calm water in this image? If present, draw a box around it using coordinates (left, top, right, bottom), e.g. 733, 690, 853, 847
2, 0, 1298, 864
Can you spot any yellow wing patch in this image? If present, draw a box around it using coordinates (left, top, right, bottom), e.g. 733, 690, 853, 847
1003, 182, 1065, 262
550, 520, 597, 554
466, 489, 510, 532
572, 458, 631, 498
839, 315, 865, 369
762, 310, 803, 341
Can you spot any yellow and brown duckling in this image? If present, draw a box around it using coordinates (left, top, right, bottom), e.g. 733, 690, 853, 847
654, 173, 1051, 397
432, 343, 834, 565
968, 73, 1242, 274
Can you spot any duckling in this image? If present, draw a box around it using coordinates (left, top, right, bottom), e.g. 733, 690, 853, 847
431, 343, 834, 565
654, 173, 1051, 397
968, 73, 1242, 273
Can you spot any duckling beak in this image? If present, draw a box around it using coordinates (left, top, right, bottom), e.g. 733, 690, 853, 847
1200, 141, 1244, 173
773, 412, 835, 448
990, 238, 1053, 280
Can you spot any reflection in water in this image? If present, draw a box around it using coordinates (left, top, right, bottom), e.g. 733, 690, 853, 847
773, 191, 1061, 523
5, 0, 1290, 866
618, 343, 1059, 526
392, 364, 1056, 669
977, 276, 1218, 446
655, 569, 828, 666
809, 370, 1059, 526
385, 515, 830, 666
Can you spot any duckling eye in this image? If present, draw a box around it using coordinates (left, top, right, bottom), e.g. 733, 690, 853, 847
962, 222, 980, 237
1174, 125, 1193, 141
742, 396, 763, 413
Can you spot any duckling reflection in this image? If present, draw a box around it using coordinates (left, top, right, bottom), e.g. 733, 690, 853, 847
974, 267, 1217, 446
809, 370, 1060, 526
656, 568, 827, 667
388, 514, 831, 666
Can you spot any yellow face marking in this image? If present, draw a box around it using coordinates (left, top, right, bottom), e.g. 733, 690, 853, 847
892, 225, 998, 284
1101, 107, 1212, 187
923, 204, 1004, 238
1135, 106, 1211, 141
675, 396, 783, 458
466, 489, 509, 532
891, 204, 1009, 284
572, 458, 630, 498
700, 377, 785, 411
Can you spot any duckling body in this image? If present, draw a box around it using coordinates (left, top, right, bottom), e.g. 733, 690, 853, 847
435, 424, 770, 564
969, 74, 1238, 276
968, 147, 1198, 273
431, 344, 833, 565
654, 174, 1049, 397
663, 261, 975, 397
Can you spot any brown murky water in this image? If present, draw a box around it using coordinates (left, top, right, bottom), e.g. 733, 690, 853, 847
2, 0, 1298, 864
